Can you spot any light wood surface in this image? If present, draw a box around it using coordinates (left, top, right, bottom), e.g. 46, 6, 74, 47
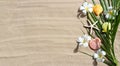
0, 0, 119, 66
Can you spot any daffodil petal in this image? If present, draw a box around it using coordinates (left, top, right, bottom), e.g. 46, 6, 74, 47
83, 34, 91, 41
102, 22, 108, 32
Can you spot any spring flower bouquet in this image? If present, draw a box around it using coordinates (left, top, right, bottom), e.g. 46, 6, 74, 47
76, 0, 120, 66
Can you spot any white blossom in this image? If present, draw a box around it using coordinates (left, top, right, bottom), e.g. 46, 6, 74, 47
80, 2, 93, 15
93, 49, 106, 62
77, 34, 91, 47
105, 6, 118, 19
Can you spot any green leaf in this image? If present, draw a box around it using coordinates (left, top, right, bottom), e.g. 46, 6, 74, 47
92, 0, 96, 5
99, 0, 107, 11
111, 12, 120, 45
108, 0, 111, 6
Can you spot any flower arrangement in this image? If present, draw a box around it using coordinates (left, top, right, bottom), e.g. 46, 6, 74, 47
76, 0, 120, 66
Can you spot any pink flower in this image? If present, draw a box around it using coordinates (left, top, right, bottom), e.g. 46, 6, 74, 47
89, 37, 101, 51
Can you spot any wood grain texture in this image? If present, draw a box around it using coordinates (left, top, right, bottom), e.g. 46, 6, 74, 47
0, 0, 119, 66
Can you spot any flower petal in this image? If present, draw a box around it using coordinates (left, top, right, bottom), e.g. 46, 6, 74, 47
101, 59, 105, 62
82, 10, 87, 15
96, 58, 103, 62
77, 37, 83, 42
94, 53, 98, 58
93, 49, 106, 62
108, 23, 111, 30
88, 8, 93, 12
80, 6, 85, 10
101, 51, 106, 55
97, 49, 102, 53
88, 4, 93, 8
108, 6, 112, 10
105, 14, 110, 19
83, 43, 88, 47
79, 43, 83, 46
83, 2, 88, 7
102, 22, 108, 32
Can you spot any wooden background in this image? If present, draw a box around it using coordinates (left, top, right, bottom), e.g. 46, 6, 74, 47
0, 0, 119, 66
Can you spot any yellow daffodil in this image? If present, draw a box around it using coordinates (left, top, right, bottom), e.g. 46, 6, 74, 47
102, 22, 111, 32
93, 4, 103, 16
